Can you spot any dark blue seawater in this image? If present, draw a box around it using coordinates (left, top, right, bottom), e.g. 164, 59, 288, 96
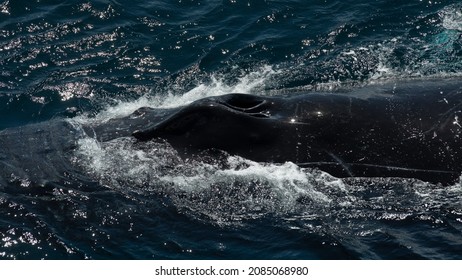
1, 0, 462, 259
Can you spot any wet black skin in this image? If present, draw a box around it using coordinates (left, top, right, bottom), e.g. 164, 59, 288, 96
1, 79, 461, 185
132, 79, 462, 185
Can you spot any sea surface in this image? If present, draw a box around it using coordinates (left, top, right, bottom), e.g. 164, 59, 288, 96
1, 0, 462, 259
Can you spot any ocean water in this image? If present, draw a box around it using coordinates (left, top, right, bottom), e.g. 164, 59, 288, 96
0, 0, 462, 259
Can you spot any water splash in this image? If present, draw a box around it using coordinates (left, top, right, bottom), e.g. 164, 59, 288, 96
73, 133, 342, 224
440, 4, 462, 31
73, 128, 462, 231
74, 65, 279, 123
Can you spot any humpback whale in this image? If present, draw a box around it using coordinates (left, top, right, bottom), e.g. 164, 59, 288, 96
0, 79, 461, 185
132, 79, 462, 185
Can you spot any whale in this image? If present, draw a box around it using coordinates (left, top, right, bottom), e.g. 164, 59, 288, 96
132, 79, 462, 185
0, 79, 461, 186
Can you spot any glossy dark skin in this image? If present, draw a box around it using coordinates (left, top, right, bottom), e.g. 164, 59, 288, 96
132, 79, 462, 184
1, 79, 460, 185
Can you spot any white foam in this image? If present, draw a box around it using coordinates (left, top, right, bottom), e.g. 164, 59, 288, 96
440, 4, 462, 31
220, 157, 331, 203
76, 95, 155, 124
73, 137, 175, 188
